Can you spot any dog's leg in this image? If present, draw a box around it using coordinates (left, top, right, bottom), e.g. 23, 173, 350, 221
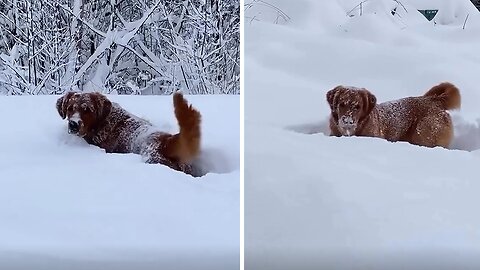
146, 151, 204, 177
179, 163, 205, 178
410, 112, 453, 148
434, 112, 454, 148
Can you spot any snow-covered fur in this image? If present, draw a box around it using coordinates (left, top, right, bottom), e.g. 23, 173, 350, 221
56, 92, 204, 177
326, 82, 461, 148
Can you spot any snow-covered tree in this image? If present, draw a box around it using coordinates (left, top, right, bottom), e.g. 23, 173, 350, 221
0, 0, 240, 95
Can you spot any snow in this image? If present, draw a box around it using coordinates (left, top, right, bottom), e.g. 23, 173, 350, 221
245, 0, 480, 269
0, 94, 239, 269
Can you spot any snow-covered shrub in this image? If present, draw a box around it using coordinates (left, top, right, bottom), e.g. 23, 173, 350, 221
0, 0, 240, 95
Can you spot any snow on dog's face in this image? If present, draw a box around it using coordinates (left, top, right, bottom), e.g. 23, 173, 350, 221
326, 86, 376, 136
56, 92, 112, 137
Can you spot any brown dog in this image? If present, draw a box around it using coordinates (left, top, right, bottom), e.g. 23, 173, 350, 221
326, 82, 461, 148
56, 91, 204, 177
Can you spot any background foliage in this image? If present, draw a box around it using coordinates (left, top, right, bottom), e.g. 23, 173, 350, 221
0, 0, 240, 95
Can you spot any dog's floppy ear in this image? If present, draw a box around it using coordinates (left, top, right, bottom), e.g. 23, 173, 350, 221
361, 89, 376, 115
90, 92, 112, 122
326, 86, 343, 111
327, 86, 343, 121
56, 92, 75, 119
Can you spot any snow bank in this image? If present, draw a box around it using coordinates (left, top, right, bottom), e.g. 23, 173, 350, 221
245, 0, 480, 269
0, 94, 239, 270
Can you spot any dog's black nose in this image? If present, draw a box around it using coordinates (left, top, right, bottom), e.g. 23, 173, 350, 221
68, 120, 79, 133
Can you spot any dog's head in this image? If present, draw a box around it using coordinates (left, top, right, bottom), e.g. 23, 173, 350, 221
326, 86, 376, 136
56, 92, 112, 137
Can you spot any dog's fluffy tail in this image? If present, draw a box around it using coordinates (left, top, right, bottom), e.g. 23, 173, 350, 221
165, 92, 201, 163
423, 82, 461, 110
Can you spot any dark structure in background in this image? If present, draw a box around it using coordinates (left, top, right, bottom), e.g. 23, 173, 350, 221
418, 9, 438, 21
472, 0, 480, 11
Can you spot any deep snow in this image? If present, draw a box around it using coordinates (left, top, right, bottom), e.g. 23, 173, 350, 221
0, 94, 239, 270
245, 0, 480, 269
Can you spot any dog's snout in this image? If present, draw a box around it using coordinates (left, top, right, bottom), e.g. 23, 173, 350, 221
341, 116, 354, 125
68, 120, 79, 133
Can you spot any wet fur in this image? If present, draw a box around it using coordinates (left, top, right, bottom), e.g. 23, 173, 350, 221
326, 82, 461, 148
56, 92, 204, 177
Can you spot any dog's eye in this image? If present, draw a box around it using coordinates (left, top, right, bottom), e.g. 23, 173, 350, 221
339, 103, 346, 108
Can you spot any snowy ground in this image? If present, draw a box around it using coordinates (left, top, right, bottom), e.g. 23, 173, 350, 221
0, 94, 239, 270
245, 0, 480, 269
